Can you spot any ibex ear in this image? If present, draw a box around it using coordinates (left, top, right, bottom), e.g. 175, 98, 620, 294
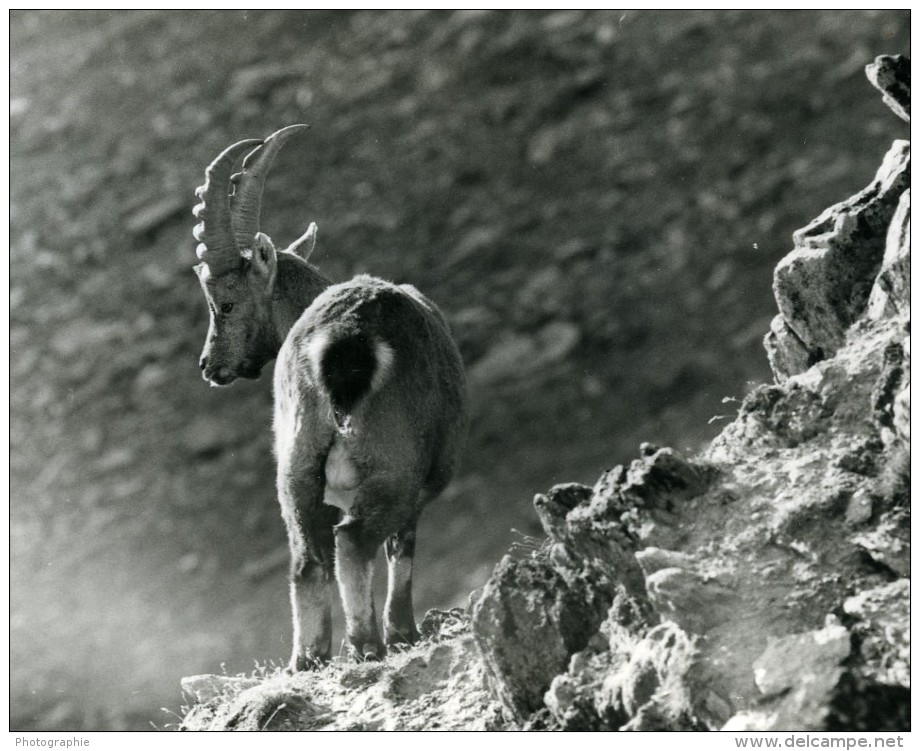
249, 232, 277, 289
286, 222, 318, 262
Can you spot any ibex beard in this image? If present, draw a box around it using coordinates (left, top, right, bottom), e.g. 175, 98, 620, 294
192, 125, 468, 669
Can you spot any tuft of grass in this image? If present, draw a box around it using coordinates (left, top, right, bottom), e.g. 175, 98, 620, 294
509, 528, 551, 557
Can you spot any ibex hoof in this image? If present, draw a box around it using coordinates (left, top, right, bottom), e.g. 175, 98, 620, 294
358, 642, 385, 662
384, 626, 421, 649
286, 652, 327, 674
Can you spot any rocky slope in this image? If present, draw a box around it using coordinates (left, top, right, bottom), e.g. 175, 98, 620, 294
180, 56, 910, 732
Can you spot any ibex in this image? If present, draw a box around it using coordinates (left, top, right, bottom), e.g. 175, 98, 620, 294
192, 124, 467, 669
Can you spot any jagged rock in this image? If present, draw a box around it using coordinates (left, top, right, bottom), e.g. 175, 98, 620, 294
867, 188, 910, 319
641, 564, 737, 635
752, 621, 851, 698
616, 447, 710, 512
615, 624, 697, 725
726, 672, 911, 732
725, 619, 910, 731
770, 139, 909, 377
544, 674, 598, 730
381, 645, 455, 703
530, 472, 651, 604
418, 607, 468, 641
852, 508, 910, 577
544, 594, 659, 730
557, 515, 645, 599
569, 447, 711, 552
866, 54, 910, 122
470, 554, 614, 721
873, 335, 911, 447
634, 547, 694, 575
892, 364, 910, 445
843, 580, 910, 688
723, 622, 851, 730
843, 487, 874, 526
532, 483, 591, 541
544, 646, 615, 730
764, 314, 817, 382
730, 375, 840, 451
554, 617, 702, 731
892, 337, 910, 445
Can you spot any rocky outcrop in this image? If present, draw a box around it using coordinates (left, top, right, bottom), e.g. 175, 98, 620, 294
765, 55, 909, 382
470, 56, 910, 731
180, 56, 909, 732
866, 54, 910, 124
765, 139, 908, 379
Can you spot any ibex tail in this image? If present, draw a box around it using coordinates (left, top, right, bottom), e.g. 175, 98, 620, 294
312, 332, 394, 434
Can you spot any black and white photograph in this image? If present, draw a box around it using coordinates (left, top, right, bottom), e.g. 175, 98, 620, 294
9, 9, 911, 734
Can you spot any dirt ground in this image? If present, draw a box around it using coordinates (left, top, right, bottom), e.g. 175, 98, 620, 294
9, 10, 909, 730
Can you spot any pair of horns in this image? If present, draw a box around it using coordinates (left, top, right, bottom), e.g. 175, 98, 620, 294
193, 124, 310, 275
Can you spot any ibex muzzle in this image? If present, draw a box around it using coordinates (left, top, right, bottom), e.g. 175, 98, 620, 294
191, 126, 468, 667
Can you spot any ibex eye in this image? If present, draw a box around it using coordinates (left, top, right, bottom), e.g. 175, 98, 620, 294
220, 302, 234, 314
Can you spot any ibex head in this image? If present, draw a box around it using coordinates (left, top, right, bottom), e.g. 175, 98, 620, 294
193, 124, 318, 386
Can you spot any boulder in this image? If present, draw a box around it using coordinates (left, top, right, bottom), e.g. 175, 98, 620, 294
769, 139, 909, 378
865, 54, 910, 123
470, 554, 613, 721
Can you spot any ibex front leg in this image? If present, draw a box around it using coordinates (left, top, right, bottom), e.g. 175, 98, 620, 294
278, 469, 338, 672
384, 515, 421, 647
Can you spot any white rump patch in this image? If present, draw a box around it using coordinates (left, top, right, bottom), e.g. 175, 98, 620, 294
303, 331, 392, 396
371, 339, 394, 391
303, 332, 328, 385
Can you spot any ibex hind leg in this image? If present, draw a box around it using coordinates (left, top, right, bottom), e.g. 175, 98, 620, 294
383, 515, 421, 648
334, 516, 385, 660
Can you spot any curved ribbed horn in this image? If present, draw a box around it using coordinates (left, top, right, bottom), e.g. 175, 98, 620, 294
192, 138, 262, 275
229, 124, 310, 251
